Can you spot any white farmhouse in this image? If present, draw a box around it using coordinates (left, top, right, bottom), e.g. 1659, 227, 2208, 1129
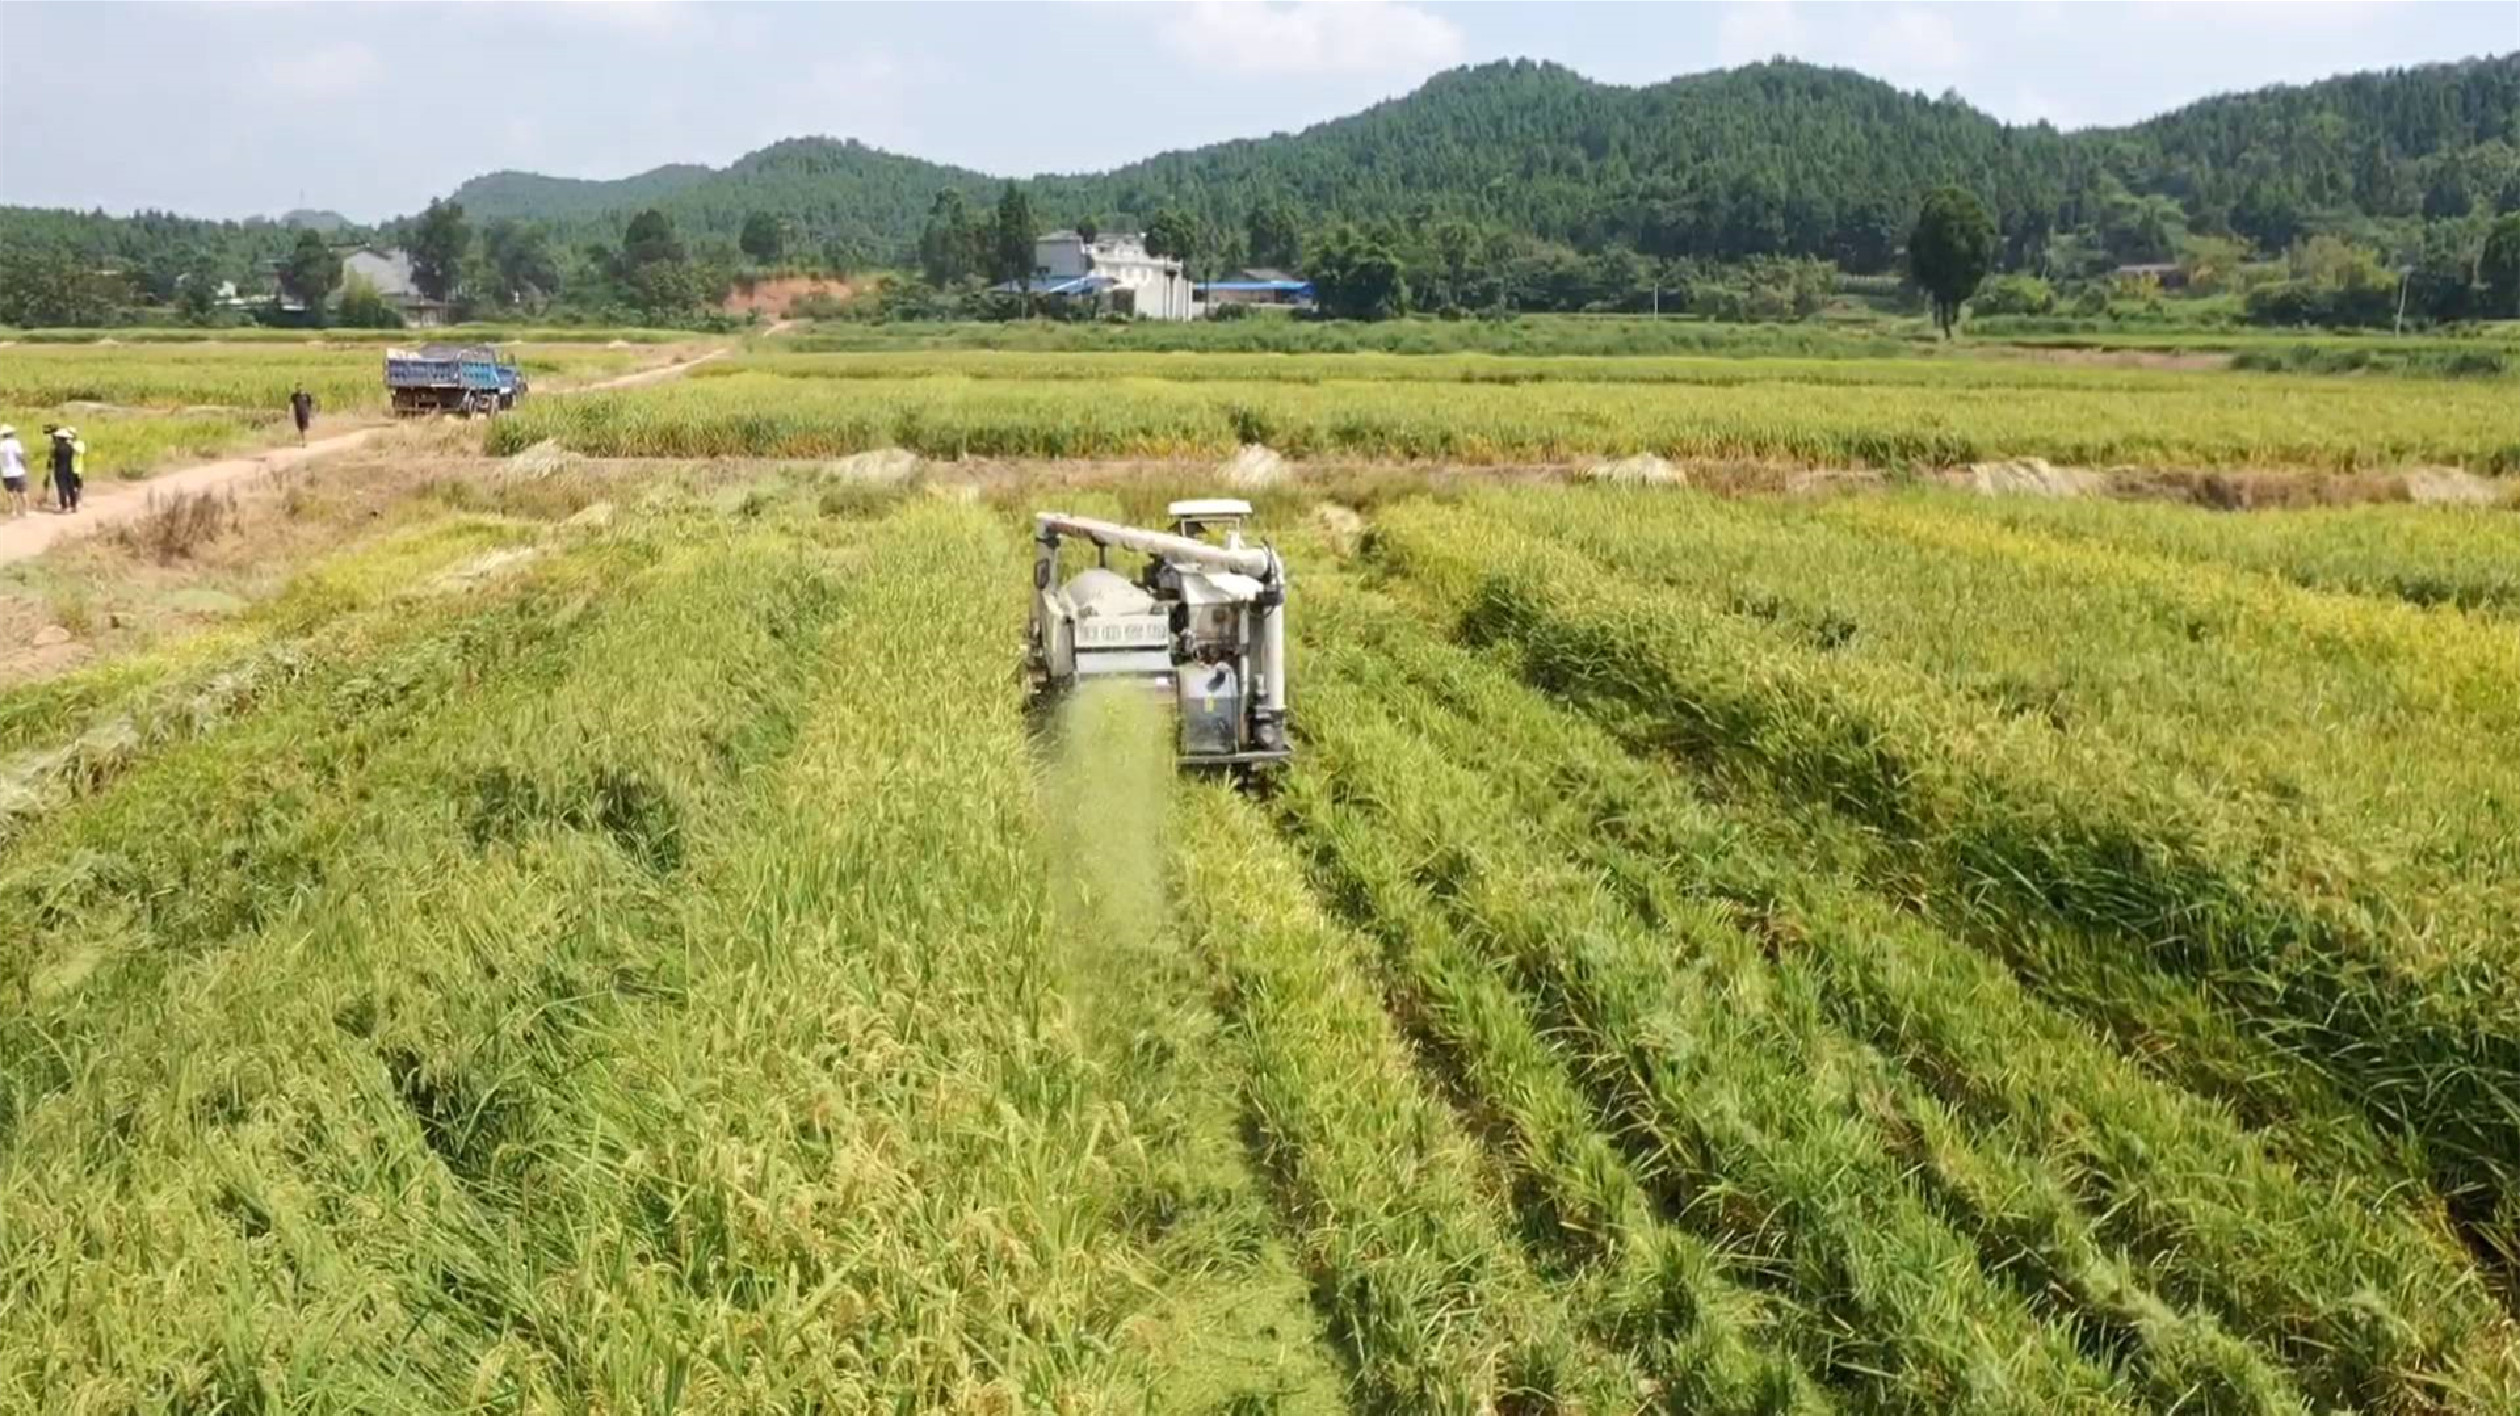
998, 230, 1199, 321
340, 247, 451, 327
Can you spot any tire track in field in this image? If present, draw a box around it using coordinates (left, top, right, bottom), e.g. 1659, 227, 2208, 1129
1035, 683, 1352, 1412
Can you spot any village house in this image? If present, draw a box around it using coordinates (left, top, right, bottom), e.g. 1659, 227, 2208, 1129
340, 247, 452, 326
993, 230, 1198, 320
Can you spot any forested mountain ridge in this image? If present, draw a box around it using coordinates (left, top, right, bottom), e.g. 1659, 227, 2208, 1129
453, 163, 718, 221
452, 138, 999, 270
414, 53, 2520, 269
3, 51, 2514, 312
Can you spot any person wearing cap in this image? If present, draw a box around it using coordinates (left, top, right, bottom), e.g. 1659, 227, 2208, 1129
0, 424, 25, 518
49, 425, 83, 513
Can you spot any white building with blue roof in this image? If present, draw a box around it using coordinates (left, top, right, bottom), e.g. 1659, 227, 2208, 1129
994, 230, 1199, 320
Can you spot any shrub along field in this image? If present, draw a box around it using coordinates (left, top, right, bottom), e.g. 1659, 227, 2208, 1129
489, 357, 2519, 472
5, 467, 2520, 1411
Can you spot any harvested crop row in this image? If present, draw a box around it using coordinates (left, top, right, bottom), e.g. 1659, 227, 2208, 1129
1305, 572, 2520, 1411
483, 369, 2519, 472
1173, 785, 1641, 1413
1370, 493, 2520, 1212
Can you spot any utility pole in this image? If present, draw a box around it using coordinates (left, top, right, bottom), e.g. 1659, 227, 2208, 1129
2394, 264, 2412, 336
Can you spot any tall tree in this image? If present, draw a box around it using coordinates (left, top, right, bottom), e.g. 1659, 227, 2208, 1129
482, 220, 560, 307
409, 198, 471, 301
992, 182, 1037, 287
1307, 224, 1407, 320
1909, 185, 1996, 337
623, 209, 685, 270
918, 190, 979, 285
0, 246, 116, 327
620, 209, 696, 313
1246, 202, 1302, 269
740, 211, 786, 265
2483, 213, 2520, 318
278, 230, 343, 312
1145, 207, 1202, 279
174, 252, 228, 324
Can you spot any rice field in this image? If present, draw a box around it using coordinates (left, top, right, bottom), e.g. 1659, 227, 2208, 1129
0, 343, 671, 480
0, 343, 658, 414
7, 464, 2520, 1412
489, 357, 2520, 472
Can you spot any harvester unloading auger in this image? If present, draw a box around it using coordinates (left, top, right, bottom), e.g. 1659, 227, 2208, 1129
1028, 499, 1291, 770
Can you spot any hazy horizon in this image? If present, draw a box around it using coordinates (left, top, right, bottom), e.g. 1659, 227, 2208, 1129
2, 1, 2512, 224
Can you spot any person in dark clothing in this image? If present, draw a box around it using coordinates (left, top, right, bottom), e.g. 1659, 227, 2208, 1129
289, 386, 315, 445
50, 426, 81, 513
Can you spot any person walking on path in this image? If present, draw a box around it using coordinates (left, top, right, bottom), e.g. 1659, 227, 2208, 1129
290, 385, 315, 445
0, 425, 26, 518
49, 425, 83, 513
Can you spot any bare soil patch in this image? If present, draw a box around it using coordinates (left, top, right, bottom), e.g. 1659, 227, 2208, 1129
722, 276, 855, 318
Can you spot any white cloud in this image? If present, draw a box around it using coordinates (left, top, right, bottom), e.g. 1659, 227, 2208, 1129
1159, 1, 1467, 78
1862, 5, 1968, 89
2004, 86, 2076, 129
546, 0, 699, 38
1714, 0, 1809, 66
261, 41, 382, 98
744, 49, 938, 157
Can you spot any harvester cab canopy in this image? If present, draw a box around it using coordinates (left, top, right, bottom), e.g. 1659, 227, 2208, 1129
1167, 497, 1253, 544
1028, 498, 1290, 771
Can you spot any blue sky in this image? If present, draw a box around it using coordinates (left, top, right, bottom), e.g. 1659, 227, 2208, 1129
2, 1, 2513, 222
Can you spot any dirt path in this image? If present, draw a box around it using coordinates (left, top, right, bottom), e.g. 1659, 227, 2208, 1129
0, 345, 730, 569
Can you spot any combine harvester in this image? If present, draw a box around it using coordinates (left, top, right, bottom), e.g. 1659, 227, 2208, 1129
383, 343, 527, 417
1029, 498, 1292, 771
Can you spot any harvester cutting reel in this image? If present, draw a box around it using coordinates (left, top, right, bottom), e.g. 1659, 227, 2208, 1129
1028, 499, 1292, 771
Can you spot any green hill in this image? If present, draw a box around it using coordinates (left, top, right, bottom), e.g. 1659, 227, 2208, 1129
5, 52, 2514, 299
421, 54, 2520, 270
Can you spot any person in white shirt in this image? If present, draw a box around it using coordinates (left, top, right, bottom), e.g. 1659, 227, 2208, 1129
0, 424, 26, 518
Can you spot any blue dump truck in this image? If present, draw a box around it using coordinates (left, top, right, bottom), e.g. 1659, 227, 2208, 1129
383, 344, 528, 417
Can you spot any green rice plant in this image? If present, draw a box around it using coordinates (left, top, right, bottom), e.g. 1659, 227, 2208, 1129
1305, 571, 2520, 1411
1367, 491, 2520, 1242
0, 500, 1331, 1409
1275, 759, 1832, 1415
488, 367, 2518, 472
1, 324, 690, 346
1939, 496, 2520, 617
1173, 785, 1640, 1412
0, 404, 284, 478
1276, 666, 2145, 1414
717, 348, 2277, 394
0, 343, 656, 415
787, 312, 1919, 358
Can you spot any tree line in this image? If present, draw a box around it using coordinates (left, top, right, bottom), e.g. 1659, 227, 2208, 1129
6, 53, 2519, 328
